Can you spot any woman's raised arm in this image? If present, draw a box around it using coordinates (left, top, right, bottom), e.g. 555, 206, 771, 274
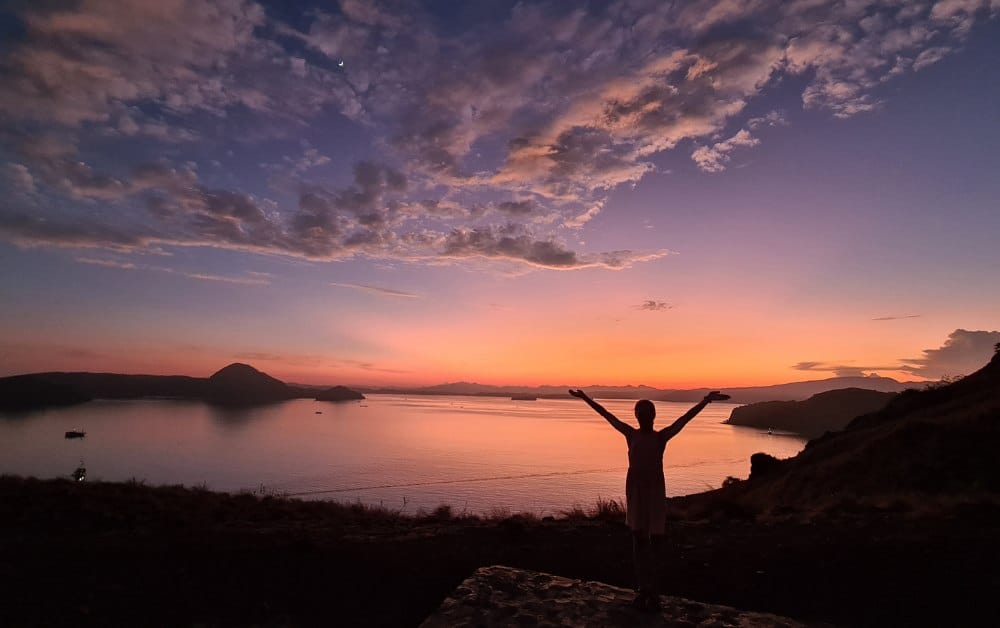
659, 391, 730, 441
569, 389, 633, 438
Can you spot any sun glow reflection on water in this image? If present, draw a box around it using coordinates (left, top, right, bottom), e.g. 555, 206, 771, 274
0, 395, 806, 516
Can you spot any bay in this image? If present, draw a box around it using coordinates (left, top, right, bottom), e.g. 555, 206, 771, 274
0, 395, 806, 516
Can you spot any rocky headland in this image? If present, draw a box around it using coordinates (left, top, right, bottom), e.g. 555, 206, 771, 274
725, 388, 898, 437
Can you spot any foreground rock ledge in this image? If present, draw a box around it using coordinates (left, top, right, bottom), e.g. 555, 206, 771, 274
420, 565, 810, 628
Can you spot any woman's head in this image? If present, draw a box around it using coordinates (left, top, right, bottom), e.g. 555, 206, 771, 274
634, 399, 656, 429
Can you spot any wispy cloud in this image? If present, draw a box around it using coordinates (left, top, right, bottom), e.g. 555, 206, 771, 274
183, 272, 270, 285
872, 314, 921, 321
636, 300, 675, 312
691, 129, 760, 173
330, 282, 420, 299
792, 361, 898, 377
75, 257, 136, 269
73, 255, 268, 285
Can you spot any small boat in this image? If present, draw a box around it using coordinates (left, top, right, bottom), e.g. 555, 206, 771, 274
315, 411, 323, 414
767, 427, 773, 435
72, 466, 86, 482
65, 430, 86, 439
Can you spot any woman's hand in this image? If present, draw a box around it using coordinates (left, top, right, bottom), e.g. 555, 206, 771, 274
568, 389, 588, 399
703, 390, 730, 402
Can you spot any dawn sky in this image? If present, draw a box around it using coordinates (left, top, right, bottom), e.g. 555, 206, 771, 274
1, 0, 998, 387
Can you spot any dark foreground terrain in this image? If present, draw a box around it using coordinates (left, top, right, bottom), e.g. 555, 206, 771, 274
5, 354, 998, 626
1, 475, 997, 627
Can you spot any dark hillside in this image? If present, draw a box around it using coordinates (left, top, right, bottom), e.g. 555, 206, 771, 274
677, 351, 1000, 513
726, 388, 897, 437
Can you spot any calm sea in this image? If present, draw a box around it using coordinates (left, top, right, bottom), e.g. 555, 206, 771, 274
0, 395, 805, 516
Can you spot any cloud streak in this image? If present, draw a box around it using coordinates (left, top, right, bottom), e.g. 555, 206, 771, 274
330, 282, 420, 299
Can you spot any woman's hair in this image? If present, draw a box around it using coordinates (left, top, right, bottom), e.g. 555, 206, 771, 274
634, 399, 656, 427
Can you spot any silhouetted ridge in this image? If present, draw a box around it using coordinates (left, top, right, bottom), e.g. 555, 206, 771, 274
205, 363, 294, 405
677, 353, 1000, 513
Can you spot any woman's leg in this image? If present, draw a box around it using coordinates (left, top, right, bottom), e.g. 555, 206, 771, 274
646, 534, 666, 609
631, 530, 651, 594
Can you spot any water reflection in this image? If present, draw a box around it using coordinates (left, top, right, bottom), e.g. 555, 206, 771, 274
0, 396, 807, 515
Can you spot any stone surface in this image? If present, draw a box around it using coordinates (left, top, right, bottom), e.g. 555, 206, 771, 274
420, 565, 812, 628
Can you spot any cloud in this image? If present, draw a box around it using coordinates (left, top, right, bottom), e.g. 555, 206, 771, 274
73, 254, 269, 285
181, 272, 270, 285
330, 282, 420, 299
691, 129, 760, 173
872, 314, 921, 321
437, 223, 669, 270
564, 203, 603, 229
794, 328, 1000, 379
899, 329, 1000, 378
636, 300, 674, 312
0, 0, 995, 274
495, 200, 537, 216
0, 0, 266, 126
792, 361, 899, 378
913, 46, 954, 70
75, 257, 137, 269
5, 163, 36, 194
232, 351, 324, 366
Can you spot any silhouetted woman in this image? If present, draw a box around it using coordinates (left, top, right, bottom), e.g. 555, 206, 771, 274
569, 389, 729, 611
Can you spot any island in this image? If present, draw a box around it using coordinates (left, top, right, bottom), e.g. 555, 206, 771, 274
0, 363, 364, 410
315, 385, 365, 402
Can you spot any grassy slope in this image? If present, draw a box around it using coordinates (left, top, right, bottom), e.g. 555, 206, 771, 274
1, 475, 997, 627
677, 352, 1000, 514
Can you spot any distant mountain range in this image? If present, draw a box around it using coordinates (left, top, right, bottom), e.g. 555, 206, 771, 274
358, 374, 922, 404
1, 362, 927, 412
0, 363, 363, 411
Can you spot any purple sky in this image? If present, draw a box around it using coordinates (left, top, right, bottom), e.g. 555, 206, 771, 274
1, 1, 998, 386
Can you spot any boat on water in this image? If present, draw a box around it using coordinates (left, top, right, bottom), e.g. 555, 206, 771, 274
65, 430, 86, 439
72, 465, 86, 482
510, 394, 537, 401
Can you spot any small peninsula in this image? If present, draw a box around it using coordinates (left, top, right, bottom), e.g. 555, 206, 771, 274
725, 387, 898, 437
